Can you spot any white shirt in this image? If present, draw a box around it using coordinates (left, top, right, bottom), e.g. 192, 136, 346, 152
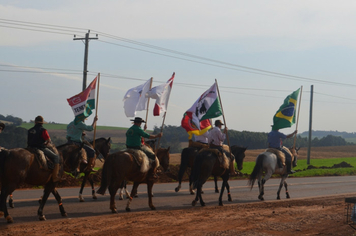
194, 131, 209, 144
208, 126, 226, 146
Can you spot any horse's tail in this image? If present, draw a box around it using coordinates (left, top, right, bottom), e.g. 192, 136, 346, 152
177, 148, 190, 183
248, 153, 265, 189
96, 156, 109, 195
0, 149, 9, 175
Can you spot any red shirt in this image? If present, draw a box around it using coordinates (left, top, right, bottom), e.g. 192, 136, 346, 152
42, 130, 50, 141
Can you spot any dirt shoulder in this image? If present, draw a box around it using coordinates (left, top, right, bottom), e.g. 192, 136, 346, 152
1, 194, 355, 236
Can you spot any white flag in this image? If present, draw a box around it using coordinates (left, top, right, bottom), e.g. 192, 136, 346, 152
123, 78, 151, 117
146, 73, 175, 116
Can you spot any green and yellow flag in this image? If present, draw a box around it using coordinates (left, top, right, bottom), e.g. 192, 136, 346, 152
272, 88, 300, 130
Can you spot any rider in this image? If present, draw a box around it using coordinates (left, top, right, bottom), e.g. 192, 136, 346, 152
208, 119, 236, 176
66, 116, 98, 172
0, 122, 5, 150
27, 116, 61, 182
125, 117, 162, 177
189, 131, 210, 149
268, 128, 298, 174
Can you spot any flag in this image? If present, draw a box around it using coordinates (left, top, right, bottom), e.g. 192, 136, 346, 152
181, 113, 212, 139
123, 78, 151, 117
67, 76, 97, 123
146, 72, 175, 116
272, 88, 300, 130
181, 82, 222, 138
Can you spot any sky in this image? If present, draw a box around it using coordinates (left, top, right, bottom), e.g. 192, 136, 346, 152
1, 1, 356, 134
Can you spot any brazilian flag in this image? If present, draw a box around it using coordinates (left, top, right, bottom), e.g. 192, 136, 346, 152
272, 88, 300, 130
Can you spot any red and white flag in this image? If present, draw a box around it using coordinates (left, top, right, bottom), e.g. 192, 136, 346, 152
146, 72, 175, 116
123, 78, 151, 117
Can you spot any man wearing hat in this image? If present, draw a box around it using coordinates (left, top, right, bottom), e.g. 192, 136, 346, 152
27, 116, 61, 182
0, 122, 5, 150
208, 119, 236, 175
126, 117, 162, 160
66, 116, 98, 172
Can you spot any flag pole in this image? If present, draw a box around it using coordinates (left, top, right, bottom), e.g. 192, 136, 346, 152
144, 77, 153, 131
155, 72, 175, 152
215, 79, 233, 164
93, 73, 100, 148
293, 86, 303, 149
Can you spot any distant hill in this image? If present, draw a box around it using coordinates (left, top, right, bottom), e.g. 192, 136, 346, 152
300, 130, 356, 143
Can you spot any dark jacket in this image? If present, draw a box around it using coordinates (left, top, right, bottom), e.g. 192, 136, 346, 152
27, 124, 46, 148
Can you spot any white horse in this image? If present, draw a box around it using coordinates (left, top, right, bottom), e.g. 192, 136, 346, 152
248, 147, 298, 201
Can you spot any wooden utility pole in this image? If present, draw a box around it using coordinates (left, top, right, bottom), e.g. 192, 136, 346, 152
73, 30, 98, 91
307, 85, 314, 165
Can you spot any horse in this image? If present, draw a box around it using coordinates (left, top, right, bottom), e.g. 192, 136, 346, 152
191, 146, 247, 207
77, 137, 111, 202
96, 147, 171, 213
175, 145, 246, 194
0, 143, 85, 223
247, 147, 299, 201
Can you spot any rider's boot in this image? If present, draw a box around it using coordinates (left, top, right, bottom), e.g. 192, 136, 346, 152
293, 155, 298, 167
286, 159, 296, 174
52, 164, 61, 182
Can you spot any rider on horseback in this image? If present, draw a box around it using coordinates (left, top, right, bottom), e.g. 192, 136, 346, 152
126, 117, 162, 178
66, 116, 98, 172
189, 131, 209, 149
208, 120, 236, 176
27, 116, 61, 182
268, 128, 298, 174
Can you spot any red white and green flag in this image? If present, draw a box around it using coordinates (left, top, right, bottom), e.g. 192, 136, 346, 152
181, 82, 222, 138
67, 76, 97, 123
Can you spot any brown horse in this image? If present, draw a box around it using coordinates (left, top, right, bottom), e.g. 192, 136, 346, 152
0, 143, 85, 223
78, 137, 111, 202
175, 145, 247, 194
191, 146, 247, 207
96, 147, 170, 213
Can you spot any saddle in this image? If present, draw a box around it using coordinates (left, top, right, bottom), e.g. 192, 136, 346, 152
188, 140, 209, 149
26, 147, 54, 170
265, 147, 293, 168
198, 148, 229, 169
123, 148, 159, 173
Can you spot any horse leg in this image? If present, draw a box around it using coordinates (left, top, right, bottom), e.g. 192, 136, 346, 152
126, 182, 139, 212
78, 172, 88, 202
189, 174, 195, 195
219, 174, 229, 206
147, 180, 156, 210
191, 183, 200, 206
226, 181, 232, 202
214, 176, 219, 193
51, 188, 67, 217
284, 178, 290, 199
198, 184, 205, 206
0, 186, 13, 223
108, 181, 121, 213
276, 176, 286, 200
38, 185, 53, 221
89, 176, 97, 200
8, 194, 14, 208
259, 171, 272, 201
118, 188, 124, 200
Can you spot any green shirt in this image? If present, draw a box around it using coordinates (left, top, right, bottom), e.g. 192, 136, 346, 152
66, 120, 94, 143
126, 125, 150, 147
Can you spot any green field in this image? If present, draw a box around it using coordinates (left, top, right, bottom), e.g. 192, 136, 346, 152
239, 157, 356, 178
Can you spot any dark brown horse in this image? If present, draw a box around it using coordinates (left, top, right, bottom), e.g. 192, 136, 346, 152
96, 147, 170, 213
175, 145, 247, 194
191, 146, 247, 207
78, 137, 111, 202
0, 143, 85, 223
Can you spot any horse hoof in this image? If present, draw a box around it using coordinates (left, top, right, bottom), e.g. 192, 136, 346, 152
219, 202, 223, 206
6, 216, 13, 223
277, 196, 281, 200
201, 202, 206, 207
150, 206, 156, 210
228, 197, 232, 202
125, 207, 131, 212
215, 190, 219, 193
201, 191, 204, 194
192, 200, 197, 206
190, 191, 195, 195
9, 200, 14, 208
111, 208, 118, 213
62, 212, 67, 217
175, 187, 179, 192
134, 194, 138, 198
92, 195, 97, 200
39, 215, 46, 221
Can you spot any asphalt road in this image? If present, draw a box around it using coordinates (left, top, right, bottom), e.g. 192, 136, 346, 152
2, 176, 356, 224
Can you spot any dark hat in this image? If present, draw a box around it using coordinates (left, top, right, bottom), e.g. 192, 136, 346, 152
35, 116, 44, 124
0, 123, 5, 130
214, 120, 224, 126
130, 117, 146, 123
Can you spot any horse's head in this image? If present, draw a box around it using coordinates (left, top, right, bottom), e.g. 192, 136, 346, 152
57, 144, 86, 175
156, 146, 170, 172
92, 137, 111, 160
289, 146, 300, 160
231, 145, 247, 171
